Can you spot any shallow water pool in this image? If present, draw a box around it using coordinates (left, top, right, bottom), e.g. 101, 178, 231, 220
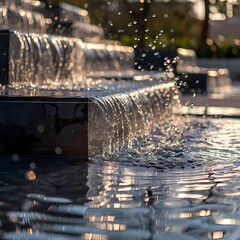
1, 117, 240, 239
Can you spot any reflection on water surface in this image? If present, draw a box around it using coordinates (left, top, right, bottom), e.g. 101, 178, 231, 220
1, 117, 240, 239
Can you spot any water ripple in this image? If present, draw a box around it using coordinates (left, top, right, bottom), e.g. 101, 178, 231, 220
1, 117, 240, 239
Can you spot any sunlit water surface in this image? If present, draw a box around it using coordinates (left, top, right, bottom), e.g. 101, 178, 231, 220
1, 116, 240, 240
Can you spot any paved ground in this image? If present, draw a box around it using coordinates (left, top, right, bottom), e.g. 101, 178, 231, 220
180, 82, 240, 117
181, 94, 240, 108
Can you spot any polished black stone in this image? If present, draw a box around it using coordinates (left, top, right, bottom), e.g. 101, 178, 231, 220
0, 30, 10, 85
0, 90, 90, 159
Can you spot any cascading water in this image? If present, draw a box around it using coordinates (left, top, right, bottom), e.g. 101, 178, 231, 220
5, 31, 137, 89
71, 21, 105, 40
0, 0, 45, 11
0, 7, 46, 33
88, 80, 181, 157
83, 42, 134, 74
8, 31, 85, 88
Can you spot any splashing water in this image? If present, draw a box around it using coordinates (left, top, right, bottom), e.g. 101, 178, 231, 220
88, 79, 181, 157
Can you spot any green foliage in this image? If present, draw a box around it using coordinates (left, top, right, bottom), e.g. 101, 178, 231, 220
49, 0, 240, 58
196, 38, 240, 58
120, 33, 240, 58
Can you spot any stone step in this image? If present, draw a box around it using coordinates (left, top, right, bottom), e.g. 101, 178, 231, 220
0, 79, 180, 159
0, 30, 135, 86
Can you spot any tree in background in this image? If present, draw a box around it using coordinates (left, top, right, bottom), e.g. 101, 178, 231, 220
50, 0, 198, 49
201, 0, 210, 44
48, 0, 240, 57
201, 0, 240, 44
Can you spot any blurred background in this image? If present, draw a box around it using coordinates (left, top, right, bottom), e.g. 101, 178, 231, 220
47, 0, 240, 58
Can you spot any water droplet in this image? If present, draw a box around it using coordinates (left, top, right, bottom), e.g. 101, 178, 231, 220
30, 162, 36, 170
25, 170, 37, 181
12, 154, 19, 161
37, 124, 45, 133
55, 147, 62, 155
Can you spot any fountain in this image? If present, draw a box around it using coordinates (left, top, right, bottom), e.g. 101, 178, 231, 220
2, 2, 240, 240
0, 0, 181, 159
